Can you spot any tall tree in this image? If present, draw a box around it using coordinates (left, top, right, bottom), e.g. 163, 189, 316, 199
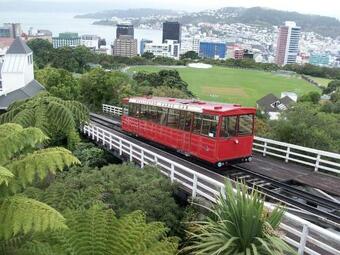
35, 67, 80, 100
80, 68, 135, 109
0, 123, 79, 242
27, 39, 54, 68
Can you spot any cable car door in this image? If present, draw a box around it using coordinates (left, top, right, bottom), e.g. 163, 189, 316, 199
179, 111, 192, 153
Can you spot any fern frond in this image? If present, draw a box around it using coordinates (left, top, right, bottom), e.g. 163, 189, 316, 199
12, 108, 36, 127
0, 195, 67, 240
6, 147, 80, 187
0, 166, 14, 186
47, 101, 75, 132
0, 124, 48, 164
33, 106, 50, 136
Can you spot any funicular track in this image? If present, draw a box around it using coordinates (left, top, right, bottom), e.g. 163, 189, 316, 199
89, 112, 340, 227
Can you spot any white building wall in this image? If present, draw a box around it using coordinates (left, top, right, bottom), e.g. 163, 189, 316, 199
1, 53, 34, 95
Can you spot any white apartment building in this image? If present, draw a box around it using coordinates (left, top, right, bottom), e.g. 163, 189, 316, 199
81, 35, 100, 50
144, 40, 180, 59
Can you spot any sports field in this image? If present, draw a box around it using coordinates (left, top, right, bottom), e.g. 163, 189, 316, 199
129, 66, 320, 106
305, 75, 332, 87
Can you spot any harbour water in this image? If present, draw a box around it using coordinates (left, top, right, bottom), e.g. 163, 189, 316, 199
0, 12, 162, 44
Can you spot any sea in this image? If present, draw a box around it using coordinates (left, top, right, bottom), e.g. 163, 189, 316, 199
0, 12, 162, 45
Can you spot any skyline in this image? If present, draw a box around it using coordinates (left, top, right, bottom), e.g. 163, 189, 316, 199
0, 0, 340, 19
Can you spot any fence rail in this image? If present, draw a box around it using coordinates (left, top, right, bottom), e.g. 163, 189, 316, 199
102, 103, 340, 175
82, 123, 340, 255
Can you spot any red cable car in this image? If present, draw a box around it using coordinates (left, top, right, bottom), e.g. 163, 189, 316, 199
121, 97, 256, 167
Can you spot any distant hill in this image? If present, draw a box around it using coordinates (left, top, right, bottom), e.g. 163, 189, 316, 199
77, 7, 340, 38
178, 7, 340, 38
75, 8, 181, 19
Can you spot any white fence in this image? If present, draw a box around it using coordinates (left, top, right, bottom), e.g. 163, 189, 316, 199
83, 123, 340, 255
102, 103, 340, 175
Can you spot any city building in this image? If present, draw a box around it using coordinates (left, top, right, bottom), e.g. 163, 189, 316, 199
52, 32, 81, 48
116, 24, 134, 39
113, 35, 138, 57
143, 40, 180, 59
309, 53, 330, 66
256, 92, 296, 120
0, 23, 22, 38
180, 37, 200, 54
25, 29, 53, 42
227, 45, 245, 59
275, 21, 301, 66
140, 39, 153, 55
162, 22, 181, 43
0, 37, 44, 110
199, 41, 226, 59
81, 34, 100, 50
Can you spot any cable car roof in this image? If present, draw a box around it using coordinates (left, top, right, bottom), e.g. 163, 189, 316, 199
126, 97, 256, 115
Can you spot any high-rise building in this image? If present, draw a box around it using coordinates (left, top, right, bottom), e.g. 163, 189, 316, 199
275, 21, 301, 66
140, 39, 153, 55
116, 24, 134, 39
199, 41, 226, 59
113, 35, 137, 57
0, 23, 22, 38
162, 22, 181, 43
52, 32, 81, 48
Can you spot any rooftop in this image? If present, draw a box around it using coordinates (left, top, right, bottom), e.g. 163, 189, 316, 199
6, 37, 32, 54
127, 96, 256, 115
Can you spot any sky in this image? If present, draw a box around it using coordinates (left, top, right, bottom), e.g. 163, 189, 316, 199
1, 0, 340, 19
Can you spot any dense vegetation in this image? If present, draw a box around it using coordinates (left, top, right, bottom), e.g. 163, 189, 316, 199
28, 38, 340, 81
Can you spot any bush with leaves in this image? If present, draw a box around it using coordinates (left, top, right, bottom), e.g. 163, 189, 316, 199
28, 164, 186, 237
72, 142, 110, 167
185, 181, 293, 255
0, 93, 89, 149
0, 123, 79, 244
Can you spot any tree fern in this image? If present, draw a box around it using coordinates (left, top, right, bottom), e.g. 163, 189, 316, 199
6, 147, 80, 189
0, 196, 67, 240
0, 167, 13, 186
0, 124, 48, 164
0, 93, 89, 148
56, 206, 178, 255
0, 123, 79, 240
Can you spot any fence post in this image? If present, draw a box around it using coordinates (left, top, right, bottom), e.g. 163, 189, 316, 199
192, 174, 198, 198
314, 154, 321, 172
119, 139, 122, 155
109, 136, 112, 150
285, 147, 290, 163
298, 224, 309, 255
263, 141, 267, 156
129, 144, 133, 162
170, 164, 175, 183
141, 150, 144, 168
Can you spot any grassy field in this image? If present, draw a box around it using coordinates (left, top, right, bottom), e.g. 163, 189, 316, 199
305, 75, 332, 87
128, 66, 320, 106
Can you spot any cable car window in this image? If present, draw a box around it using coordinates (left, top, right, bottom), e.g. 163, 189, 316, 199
238, 115, 253, 135
159, 107, 168, 125
220, 116, 237, 137
167, 109, 180, 128
201, 115, 218, 138
148, 106, 159, 123
140, 105, 149, 120
128, 103, 139, 117
179, 111, 192, 131
192, 113, 202, 134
